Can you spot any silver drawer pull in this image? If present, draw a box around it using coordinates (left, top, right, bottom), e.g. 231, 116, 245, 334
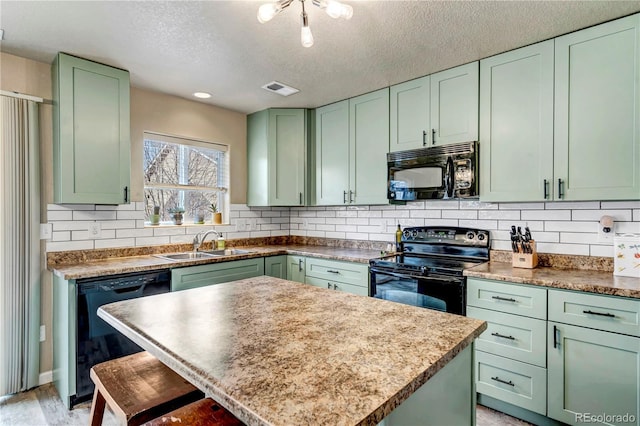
491, 332, 515, 341
583, 309, 615, 318
492, 296, 517, 303
491, 376, 515, 387
326, 270, 340, 274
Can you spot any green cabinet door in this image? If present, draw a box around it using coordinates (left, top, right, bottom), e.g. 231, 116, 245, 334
268, 109, 306, 206
52, 53, 130, 204
548, 322, 640, 425
430, 62, 479, 146
171, 258, 265, 292
265, 255, 287, 279
315, 100, 350, 205
479, 41, 554, 202
554, 14, 640, 201
247, 109, 306, 206
286, 255, 306, 283
349, 88, 390, 205
390, 76, 430, 152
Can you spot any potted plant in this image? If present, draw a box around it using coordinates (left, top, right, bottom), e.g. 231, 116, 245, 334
209, 203, 222, 224
149, 205, 161, 226
194, 211, 205, 225
168, 206, 185, 225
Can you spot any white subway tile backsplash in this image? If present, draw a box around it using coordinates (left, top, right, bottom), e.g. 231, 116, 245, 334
479, 210, 520, 220
572, 209, 632, 222
442, 210, 478, 220
544, 201, 600, 210
46, 200, 640, 259
95, 238, 135, 249
521, 210, 571, 221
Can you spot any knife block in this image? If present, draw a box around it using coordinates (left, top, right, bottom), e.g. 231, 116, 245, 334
512, 240, 538, 269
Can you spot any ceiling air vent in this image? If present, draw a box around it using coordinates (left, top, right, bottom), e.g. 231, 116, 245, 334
261, 81, 299, 97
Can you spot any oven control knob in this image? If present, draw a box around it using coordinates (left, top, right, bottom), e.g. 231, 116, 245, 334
477, 233, 486, 241
403, 230, 411, 239
411, 230, 418, 238
466, 231, 475, 240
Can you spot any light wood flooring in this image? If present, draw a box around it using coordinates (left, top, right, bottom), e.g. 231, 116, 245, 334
1, 383, 532, 426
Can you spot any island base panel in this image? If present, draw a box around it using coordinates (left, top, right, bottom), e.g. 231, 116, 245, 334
477, 394, 562, 426
381, 345, 474, 426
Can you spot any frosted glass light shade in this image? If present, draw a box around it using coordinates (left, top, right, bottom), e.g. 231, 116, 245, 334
301, 25, 314, 47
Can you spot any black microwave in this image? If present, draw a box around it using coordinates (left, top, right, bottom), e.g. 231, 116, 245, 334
387, 141, 478, 202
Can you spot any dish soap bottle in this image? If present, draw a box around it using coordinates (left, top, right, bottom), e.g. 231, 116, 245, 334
216, 233, 226, 250
395, 224, 402, 252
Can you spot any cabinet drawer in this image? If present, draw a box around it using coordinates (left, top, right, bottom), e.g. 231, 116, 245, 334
171, 258, 265, 292
304, 258, 368, 287
467, 278, 547, 320
476, 351, 547, 415
468, 306, 546, 367
549, 289, 640, 337
305, 276, 368, 296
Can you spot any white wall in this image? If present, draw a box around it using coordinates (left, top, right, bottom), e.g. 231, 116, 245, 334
47, 200, 640, 257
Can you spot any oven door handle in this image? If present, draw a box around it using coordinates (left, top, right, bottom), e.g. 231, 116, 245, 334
369, 267, 460, 283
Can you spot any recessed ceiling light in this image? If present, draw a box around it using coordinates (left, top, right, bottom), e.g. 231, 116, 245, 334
193, 92, 211, 99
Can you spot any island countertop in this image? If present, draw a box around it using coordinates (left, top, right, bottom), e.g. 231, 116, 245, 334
98, 276, 486, 426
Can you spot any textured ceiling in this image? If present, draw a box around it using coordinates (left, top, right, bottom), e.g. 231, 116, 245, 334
1, 1, 639, 114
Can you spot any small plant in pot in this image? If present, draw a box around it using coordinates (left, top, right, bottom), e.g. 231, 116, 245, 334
209, 203, 222, 225
149, 205, 161, 226
168, 206, 185, 225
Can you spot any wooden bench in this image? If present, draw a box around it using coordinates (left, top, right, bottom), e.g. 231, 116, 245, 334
89, 351, 204, 426
142, 397, 244, 425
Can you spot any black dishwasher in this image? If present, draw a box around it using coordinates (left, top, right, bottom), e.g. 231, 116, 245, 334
74, 269, 171, 406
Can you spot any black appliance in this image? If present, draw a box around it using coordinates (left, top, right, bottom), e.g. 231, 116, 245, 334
387, 141, 478, 202
74, 269, 171, 406
369, 226, 490, 315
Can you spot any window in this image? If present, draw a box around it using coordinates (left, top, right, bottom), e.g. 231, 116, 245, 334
143, 132, 228, 224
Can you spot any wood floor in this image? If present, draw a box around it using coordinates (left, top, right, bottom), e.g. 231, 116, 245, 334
0, 383, 532, 426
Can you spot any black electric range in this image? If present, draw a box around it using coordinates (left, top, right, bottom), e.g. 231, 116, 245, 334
369, 226, 490, 315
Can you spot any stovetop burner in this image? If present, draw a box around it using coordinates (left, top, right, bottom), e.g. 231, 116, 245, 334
370, 226, 490, 277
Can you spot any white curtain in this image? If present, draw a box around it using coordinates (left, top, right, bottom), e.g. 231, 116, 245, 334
0, 95, 41, 395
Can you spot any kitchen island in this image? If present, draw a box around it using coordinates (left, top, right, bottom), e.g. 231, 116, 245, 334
98, 276, 486, 425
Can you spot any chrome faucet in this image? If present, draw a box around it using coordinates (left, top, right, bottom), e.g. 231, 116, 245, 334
193, 229, 220, 251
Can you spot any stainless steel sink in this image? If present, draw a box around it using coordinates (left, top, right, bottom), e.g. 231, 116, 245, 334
153, 252, 221, 261
201, 249, 254, 256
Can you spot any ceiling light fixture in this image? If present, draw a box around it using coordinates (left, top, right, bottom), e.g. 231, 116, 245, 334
193, 92, 212, 99
257, 0, 353, 48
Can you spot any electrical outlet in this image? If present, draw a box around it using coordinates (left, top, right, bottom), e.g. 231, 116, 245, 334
598, 224, 614, 243
40, 325, 46, 342
236, 219, 246, 231
88, 222, 101, 238
302, 219, 309, 230
250, 219, 258, 231
40, 223, 52, 240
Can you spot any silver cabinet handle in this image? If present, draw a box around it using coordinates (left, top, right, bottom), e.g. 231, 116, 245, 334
422, 130, 427, 146
491, 332, 515, 341
432, 128, 436, 145
343, 190, 347, 204
298, 259, 303, 272
349, 190, 354, 203
491, 376, 514, 387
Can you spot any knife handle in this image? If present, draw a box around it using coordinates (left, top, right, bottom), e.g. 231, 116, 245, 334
543, 179, 549, 199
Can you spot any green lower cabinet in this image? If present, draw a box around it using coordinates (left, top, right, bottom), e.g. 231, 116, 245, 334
171, 258, 265, 292
286, 255, 306, 283
475, 350, 547, 415
264, 255, 287, 279
547, 322, 640, 425
304, 276, 368, 296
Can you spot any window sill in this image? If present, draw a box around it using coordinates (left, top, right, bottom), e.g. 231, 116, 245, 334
144, 222, 231, 228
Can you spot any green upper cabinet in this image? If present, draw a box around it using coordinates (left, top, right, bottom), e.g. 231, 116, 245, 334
52, 53, 130, 204
349, 88, 390, 205
554, 14, 640, 201
479, 41, 555, 202
389, 76, 430, 152
314, 89, 389, 206
430, 62, 479, 146
247, 108, 306, 206
389, 62, 478, 152
315, 100, 350, 205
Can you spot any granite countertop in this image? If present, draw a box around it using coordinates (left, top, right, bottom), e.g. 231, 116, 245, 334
98, 276, 486, 426
465, 261, 640, 299
49, 245, 386, 280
